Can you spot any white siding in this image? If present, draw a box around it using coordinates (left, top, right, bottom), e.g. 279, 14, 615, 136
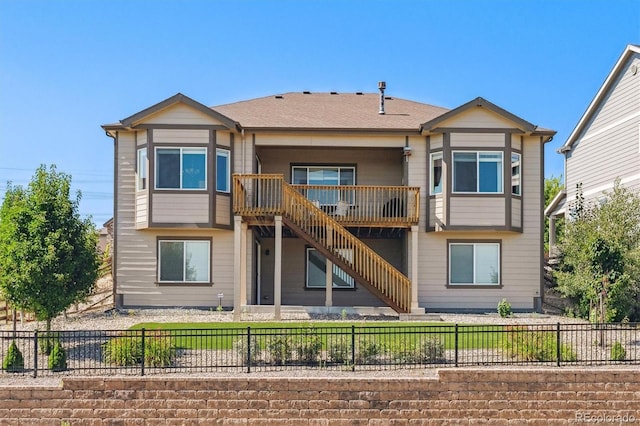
152, 193, 209, 223
449, 198, 505, 226
153, 129, 209, 144
450, 133, 505, 148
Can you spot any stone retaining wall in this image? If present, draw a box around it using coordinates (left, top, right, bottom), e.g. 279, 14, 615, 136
0, 369, 639, 424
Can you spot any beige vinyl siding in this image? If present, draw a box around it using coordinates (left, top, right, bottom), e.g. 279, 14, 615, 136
120, 229, 235, 307
152, 193, 209, 223
217, 131, 231, 148
153, 129, 209, 144
406, 136, 428, 227
448, 197, 505, 226
258, 238, 400, 307
138, 103, 226, 126
135, 193, 148, 229
430, 134, 443, 150
450, 133, 505, 148
136, 130, 147, 146
512, 134, 521, 151
216, 195, 231, 226
233, 131, 252, 175
257, 146, 403, 186
512, 198, 522, 228
255, 134, 406, 148
431, 196, 445, 229
434, 108, 516, 129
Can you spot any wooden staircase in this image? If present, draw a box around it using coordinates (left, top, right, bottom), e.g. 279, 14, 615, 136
234, 174, 412, 313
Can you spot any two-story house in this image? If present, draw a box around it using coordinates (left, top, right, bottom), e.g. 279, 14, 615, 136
546, 45, 640, 248
103, 85, 554, 317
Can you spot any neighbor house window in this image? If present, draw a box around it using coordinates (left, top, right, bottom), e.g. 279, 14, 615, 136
158, 240, 210, 283
155, 147, 206, 190
292, 166, 355, 205
449, 242, 500, 285
137, 147, 147, 191
453, 151, 503, 193
216, 149, 230, 193
306, 248, 354, 289
430, 152, 443, 194
511, 152, 521, 196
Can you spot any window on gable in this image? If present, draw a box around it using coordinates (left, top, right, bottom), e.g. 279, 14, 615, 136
511, 152, 521, 196
158, 240, 210, 283
449, 242, 500, 285
430, 152, 443, 195
155, 147, 206, 190
453, 151, 503, 193
216, 149, 230, 193
306, 247, 355, 289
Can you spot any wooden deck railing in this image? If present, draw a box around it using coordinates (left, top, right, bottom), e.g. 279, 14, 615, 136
233, 174, 412, 313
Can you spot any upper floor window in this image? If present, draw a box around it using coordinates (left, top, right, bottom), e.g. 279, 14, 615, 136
449, 242, 500, 285
453, 151, 503, 193
158, 239, 210, 283
155, 147, 207, 190
137, 147, 147, 191
216, 149, 230, 193
292, 166, 355, 205
511, 152, 521, 196
430, 152, 443, 195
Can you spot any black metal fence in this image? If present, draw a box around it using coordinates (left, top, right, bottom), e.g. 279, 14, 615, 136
0, 323, 638, 377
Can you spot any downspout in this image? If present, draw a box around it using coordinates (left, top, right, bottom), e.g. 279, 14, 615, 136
104, 130, 119, 309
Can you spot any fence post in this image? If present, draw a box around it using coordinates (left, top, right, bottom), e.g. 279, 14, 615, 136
454, 324, 459, 367
141, 328, 146, 376
556, 322, 561, 367
351, 325, 355, 372
33, 330, 38, 378
247, 327, 251, 374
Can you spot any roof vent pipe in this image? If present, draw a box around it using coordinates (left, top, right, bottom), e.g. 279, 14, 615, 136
378, 81, 386, 115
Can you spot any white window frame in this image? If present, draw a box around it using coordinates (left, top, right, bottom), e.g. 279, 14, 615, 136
430, 152, 443, 195
158, 239, 211, 283
305, 247, 355, 289
155, 147, 207, 190
449, 242, 500, 285
216, 148, 230, 193
137, 147, 147, 191
452, 151, 503, 194
511, 152, 521, 196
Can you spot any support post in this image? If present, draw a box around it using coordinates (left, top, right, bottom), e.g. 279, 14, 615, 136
274, 215, 282, 320
325, 259, 333, 308
410, 225, 420, 311
240, 221, 248, 308
233, 216, 243, 320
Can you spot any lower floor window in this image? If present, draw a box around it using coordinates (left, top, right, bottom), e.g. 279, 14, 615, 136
306, 248, 354, 288
158, 240, 210, 283
449, 242, 500, 285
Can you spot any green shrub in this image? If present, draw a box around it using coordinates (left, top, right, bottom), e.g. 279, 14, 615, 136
421, 337, 446, 363
102, 335, 142, 366
355, 339, 383, 364
2, 341, 24, 372
144, 332, 176, 367
39, 332, 61, 355
610, 341, 626, 361
497, 298, 512, 318
503, 327, 577, 362
296, 328, 322, 364
266, 335, 293, 365
233, 337, 262, 365
328, 336, 351, 364
391, 337, 446, 364
48, 341, 67, 372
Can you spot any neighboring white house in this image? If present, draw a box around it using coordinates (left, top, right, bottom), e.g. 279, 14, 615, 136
546, 44, 640, 248
103, 86, 555, 317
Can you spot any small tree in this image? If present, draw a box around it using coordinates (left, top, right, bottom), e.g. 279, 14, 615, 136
555, 180, 640, 321
0, 165, 100, 332
544, 175, 564, 253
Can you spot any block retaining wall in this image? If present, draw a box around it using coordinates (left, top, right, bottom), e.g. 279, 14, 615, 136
0, 369, 639, 425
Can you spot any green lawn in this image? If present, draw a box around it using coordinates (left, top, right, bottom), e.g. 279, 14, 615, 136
129, 321, 506, 351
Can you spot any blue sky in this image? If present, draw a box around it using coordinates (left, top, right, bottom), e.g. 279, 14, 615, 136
1, 0, 638, 226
